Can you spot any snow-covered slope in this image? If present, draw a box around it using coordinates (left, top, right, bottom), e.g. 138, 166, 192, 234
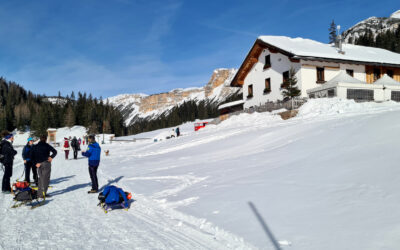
108, 68, 239, 126
343, 9, 400, 43
4, 98, 400, 249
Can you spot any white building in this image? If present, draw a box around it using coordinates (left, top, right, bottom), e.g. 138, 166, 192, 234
229, 36, 400, 109
307, 72, 400, 102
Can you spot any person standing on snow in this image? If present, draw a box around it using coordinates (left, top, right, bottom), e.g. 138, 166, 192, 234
22, 137, 38, 185
1, 133, 17, 194
63, 137, 71, 160
176, 127, 180, 137
30, 135, 57, 199
82, 135, 101, 193
71, 136, 80, 159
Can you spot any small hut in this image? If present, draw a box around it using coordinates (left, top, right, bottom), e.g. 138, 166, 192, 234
47, 128, 57, 145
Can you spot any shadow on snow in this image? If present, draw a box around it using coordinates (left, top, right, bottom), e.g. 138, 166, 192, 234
50, 175, 75, 185
98, 176, 124, 192
50, 182, 91, 196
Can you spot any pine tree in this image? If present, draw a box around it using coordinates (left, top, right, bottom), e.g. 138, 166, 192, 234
64, 105, 75, 127
281, 67, 301, 100
329, 20, 337, 44
88, 121, 98, 134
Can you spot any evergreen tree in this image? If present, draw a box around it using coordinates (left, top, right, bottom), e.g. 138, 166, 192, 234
281, 67, 301, 100
329, 20, 337, 44
64, 105, 75, 127
88, 121, 99, 134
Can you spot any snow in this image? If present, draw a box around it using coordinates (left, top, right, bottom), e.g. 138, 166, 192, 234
13, 126, 115, 147
4, 99, 400, 249
258, 36, 400, 65
373, 74, 400, 85
326, 71, 366, 85
390, 9, 400, 19
218, 100, 245, 110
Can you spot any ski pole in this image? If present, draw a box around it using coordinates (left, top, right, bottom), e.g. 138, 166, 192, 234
248, 202, 282, 250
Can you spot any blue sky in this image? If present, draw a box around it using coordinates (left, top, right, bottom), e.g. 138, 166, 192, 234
0, 0, 398, 98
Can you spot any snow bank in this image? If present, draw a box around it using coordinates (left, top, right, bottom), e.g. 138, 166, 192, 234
298, 98, 400, 118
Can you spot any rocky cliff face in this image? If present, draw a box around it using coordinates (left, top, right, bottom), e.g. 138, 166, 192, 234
108, 68, 239, 126
342, 10, 400, 43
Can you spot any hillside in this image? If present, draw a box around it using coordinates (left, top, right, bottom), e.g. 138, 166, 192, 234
108, 68, 239, 126
3, 98, 400, 249
342, 9, 400, 43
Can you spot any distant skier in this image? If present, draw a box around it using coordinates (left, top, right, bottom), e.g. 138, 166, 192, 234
82, 135, 101, 193
71, 136, 80, 159
1, 132, 17, 194
176, 127, 180, 137
63, 137, 71, 160
22, 137, 38, 185
30, 135, 57, 198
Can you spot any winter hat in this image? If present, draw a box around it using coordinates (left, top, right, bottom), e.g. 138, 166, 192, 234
5, 134, 13, 140
27, 137, 34, 142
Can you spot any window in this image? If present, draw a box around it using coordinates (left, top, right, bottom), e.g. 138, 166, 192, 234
282, 70, 289, 82
346, 69, 354, 77
264, 55, 271, 69
391, 91, 400, 102
373, 68, 381, 81
264, 78, 271, 93
247, 84, 253, 98
327, 89, 335, 97
316, 67, 325, 83
387, 69, 394, 78
347, 89, 374, 101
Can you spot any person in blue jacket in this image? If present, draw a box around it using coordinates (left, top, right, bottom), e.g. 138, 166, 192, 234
22, 137, 37, 185
82, 135, 101, 193
102, 185, 129, 208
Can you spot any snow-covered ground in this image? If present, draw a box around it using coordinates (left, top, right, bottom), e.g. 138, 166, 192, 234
3, 98, 400, 249
13, 126, 114, 147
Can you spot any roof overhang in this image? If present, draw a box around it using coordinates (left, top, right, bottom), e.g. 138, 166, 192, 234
298, 56, 400, 68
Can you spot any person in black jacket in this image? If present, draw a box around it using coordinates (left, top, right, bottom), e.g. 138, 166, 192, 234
22, 137, 37, 185
1, 133, 17, 193
71, 136, 80, 160
30, 135, 57, 198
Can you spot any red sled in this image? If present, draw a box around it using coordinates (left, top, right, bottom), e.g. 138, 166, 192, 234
194, 122, 208, 131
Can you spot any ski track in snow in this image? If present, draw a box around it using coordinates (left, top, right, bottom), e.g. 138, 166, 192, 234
0, 153, 256, 249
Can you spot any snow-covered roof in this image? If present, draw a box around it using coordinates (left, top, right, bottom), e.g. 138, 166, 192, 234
258, 36, 400, 66
218, 100, 245, 110
326, 71, 366, 85
373, 74, 400, 85
307, 72, 368, 94
390, 9, 400, 19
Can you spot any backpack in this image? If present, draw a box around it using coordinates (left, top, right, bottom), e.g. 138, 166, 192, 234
14, 188, 37, 201
13, 181, 30, 190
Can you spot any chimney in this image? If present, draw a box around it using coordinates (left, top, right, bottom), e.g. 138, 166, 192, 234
335, 25, 345, 54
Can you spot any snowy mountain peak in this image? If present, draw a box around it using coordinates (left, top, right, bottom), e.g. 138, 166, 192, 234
108, 68, 239, 126
342, 11, 400, 43
390, 10, 400, 19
